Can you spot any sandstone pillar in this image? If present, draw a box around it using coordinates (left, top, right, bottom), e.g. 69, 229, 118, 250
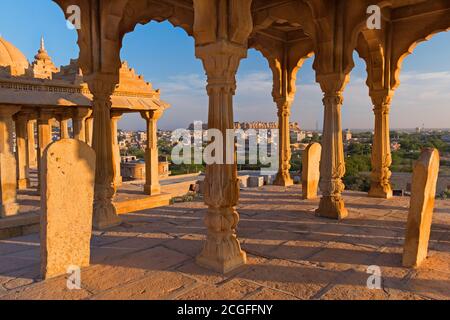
37, 110, 54, 188
27, 119, 38, 169
41, 139, 96, 279
316, 74, 349, 220
140, 110, 162, 196
273, 98, 294, 187
57, 116, 70, 140
87, 74, 121, 230
195, 42, 247, 273
0, 105, 21, 217
403, 148, 440, 268
73, 108, 91, 142
369, 90, 393, 199
14, 113, 30, 189
111, 111, 123, 189
302, 143, 322, 200
85, 117, 93, 146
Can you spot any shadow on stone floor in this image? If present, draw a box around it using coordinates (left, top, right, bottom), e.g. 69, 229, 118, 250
1, 231, 449, 298
115, 189, 145, 196
1, 185, 449, 299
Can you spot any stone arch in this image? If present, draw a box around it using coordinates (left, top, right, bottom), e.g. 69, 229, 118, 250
355, 29, 386, 93
118, 0, 194, 42
53, 0, 194, 77
342, 0, 392, 76
392, 26, 450, 90
249, 34, 314, 101
52, 0, 95, 75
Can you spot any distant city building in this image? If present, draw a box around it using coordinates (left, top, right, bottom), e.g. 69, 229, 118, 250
345, 129, 352, 142
120, 156, 171, 180
391, 142, 402, 152
291, 131, 307, 143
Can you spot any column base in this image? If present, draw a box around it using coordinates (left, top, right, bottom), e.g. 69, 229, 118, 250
196, 236, 247, 274
0, 202, 19, 218
113, 177, 123, 189
144, 184, 161, 196
93, 204, 122, 230
316, 196, 348, 220
273, 172, 294, 187
17, 179, 29, 190
369, 183, 393, 199
302, 193, 319, 200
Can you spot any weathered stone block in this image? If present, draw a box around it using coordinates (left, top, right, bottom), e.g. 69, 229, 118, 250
41, 139, 96, 279
0, 153, 19, 217
238, 175, 249, 188
248, 176, 264, 188
403, 148, 440, 268
302, 143, 322, 200
263, 175, 275, 185
197, 180, 205, 195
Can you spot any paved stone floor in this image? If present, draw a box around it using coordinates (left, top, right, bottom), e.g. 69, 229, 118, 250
0, 185, 449, 300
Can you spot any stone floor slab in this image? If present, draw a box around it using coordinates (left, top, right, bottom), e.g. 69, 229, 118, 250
0, 185, 448, 300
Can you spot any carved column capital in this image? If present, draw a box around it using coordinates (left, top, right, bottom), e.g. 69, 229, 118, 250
275, 97, 293, 117
140, 110, 163, 122
111, 110, 124, 121
86, 73, 118, 101
196, 41, 247, 95
38, 109, 55, 122
322, 92, 344, 108
13, 112, 29, 123
371, 89, 394, 114
55, 111, 72, 122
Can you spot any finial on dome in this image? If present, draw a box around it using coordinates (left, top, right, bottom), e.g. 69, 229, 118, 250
34, 36, 50, 61
31, 36, 59, 79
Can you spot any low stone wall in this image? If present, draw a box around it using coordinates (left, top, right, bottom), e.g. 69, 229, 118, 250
389, 172, 450, 193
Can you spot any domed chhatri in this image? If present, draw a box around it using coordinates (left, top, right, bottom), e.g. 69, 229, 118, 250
0, 35, 29, 76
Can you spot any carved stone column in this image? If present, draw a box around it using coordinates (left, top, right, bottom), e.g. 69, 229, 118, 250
140, 110, 162, 196
273, 97, 294, 187
85, 117, 93, 146
87, 74, 121, 230
56, 114, 71, 139
14, 113, 30, 189
369, 90, 393, 199
0, 105, 21, 217
195, 42, 247, 273
316, 74, 349, 220
37, 110, 54, 188
73, 108, 92, 142
111, 111, 123, 189
61, 120, 70, 139
27, 119, 37, 169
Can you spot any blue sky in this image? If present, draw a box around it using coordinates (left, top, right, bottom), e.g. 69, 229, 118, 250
1, 0, 449, 130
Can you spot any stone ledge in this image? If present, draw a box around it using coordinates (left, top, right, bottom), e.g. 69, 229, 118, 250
0, 212, 40, 240
114, 193, 172, 215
